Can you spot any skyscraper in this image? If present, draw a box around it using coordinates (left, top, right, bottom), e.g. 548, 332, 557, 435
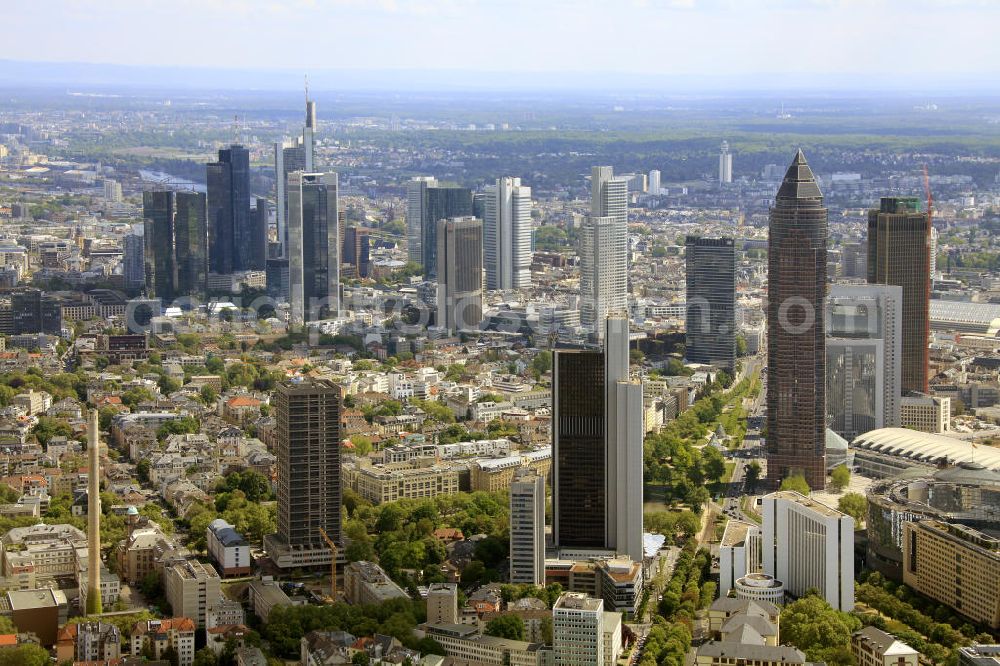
826, 284, 902, 440
274, 95, 316, 257
341, 226, 371, 278
685, 236, 736, 372
405, 177, 435, 264
509, 469, 545, 586
766, 150, 827, 489
173, 191, 208, 300
207, 145, 251, 275
287, 172, 339, 325
483, 176, 533, 290
580, 167, 629, 335
143, 190, 207, 302
648, 169, 660, 196
265, 377, 342, 570
436, 216, 483, 333
553, 316, 643, 561
250, 198, 269, 270
867, 196, 931, 394
421, 186, 473, 280
719, 140, 733, 184
122, 233, 144, 290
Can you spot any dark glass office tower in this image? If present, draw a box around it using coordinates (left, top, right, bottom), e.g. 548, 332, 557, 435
207, 145, 251, 274
143, 190, 207, 302
287, 172, 338, 324
342, 226, 371, 278
767, 150, 828, 490
251, 198, 269, 270
174, 191, 208, 300
143, 191, 177, 301
867, 197, 930, 394
266, 377, 342, 569
553, 348, 606, 549
685, 236, 736, 372
420, 186, 473, 280
436, 217, 484, 333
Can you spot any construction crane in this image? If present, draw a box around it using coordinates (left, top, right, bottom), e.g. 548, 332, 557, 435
318, 527, 338, 602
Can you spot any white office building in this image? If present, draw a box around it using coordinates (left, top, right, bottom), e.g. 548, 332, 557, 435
719, 141, 733, 184
718, 520, 762, 599
647, 169, 660, 196
483, 177, 533, 291
554, 593, 612, 666
580, 167, 628, 335
510, 470, 545, 586
826, 284, 903, 440
761, 491, 855, 611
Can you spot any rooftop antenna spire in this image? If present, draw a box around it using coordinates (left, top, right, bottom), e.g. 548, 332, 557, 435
305, 74, 310, 103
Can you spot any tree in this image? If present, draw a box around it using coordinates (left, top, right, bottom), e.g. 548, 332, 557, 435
745, 461, 762, 492
199, 384, 218, 405
349, 435, 374, 456
830, 465, 851, 493
779, 474, 811, 496
136, 459, 151, 483
484, 614, 526, 641
531, 350, 552, 376
192, 648, 220, 666
31, 416, 73, 446
702, 447, 726, 484
781, 595, 861, 666
838, 492, 868, 523
0, 644, 51, 666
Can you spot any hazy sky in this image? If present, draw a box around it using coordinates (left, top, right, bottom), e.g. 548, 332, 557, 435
5, 0, 1000, 81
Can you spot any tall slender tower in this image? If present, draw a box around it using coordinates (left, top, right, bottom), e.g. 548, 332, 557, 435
436, 216, 484, 333
287, 172, 339, 325
719, 141, 733, 184
867, 197, 930, 394
553, 315, 643, 561
483, 177, 533, 290
685, 236, 737, 372
581, 167, 629, 336
86, 408, 102, 614
766, 150, 828, 490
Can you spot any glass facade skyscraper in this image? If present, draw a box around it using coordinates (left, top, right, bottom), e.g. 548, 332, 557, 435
207, 144, 251, 274
685, 236, 736, 372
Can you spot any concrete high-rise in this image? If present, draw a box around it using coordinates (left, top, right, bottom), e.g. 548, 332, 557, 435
826, 284, 902, 440
122, 233, 144, 290
580, 167, 628, 335
867, 197, 931, 394
648, 169, 660, 196
86, 409, 102, 615
509, 469, 545, 586
483, 176, 533, 290
553, 316, 643, 561
265, 377, 342, 570
143, 190, 207, 302
553, 593, 608, 666
287, 172, 339, 325
207, 145, 251, 275
719, 141, 733, 184
762, 491, 854, 611
436, 216, 483, 333
766, 150, 828, 489
685, 236, 736, 372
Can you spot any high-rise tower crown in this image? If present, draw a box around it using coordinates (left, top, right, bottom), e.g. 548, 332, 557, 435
776, 149, 823, 202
